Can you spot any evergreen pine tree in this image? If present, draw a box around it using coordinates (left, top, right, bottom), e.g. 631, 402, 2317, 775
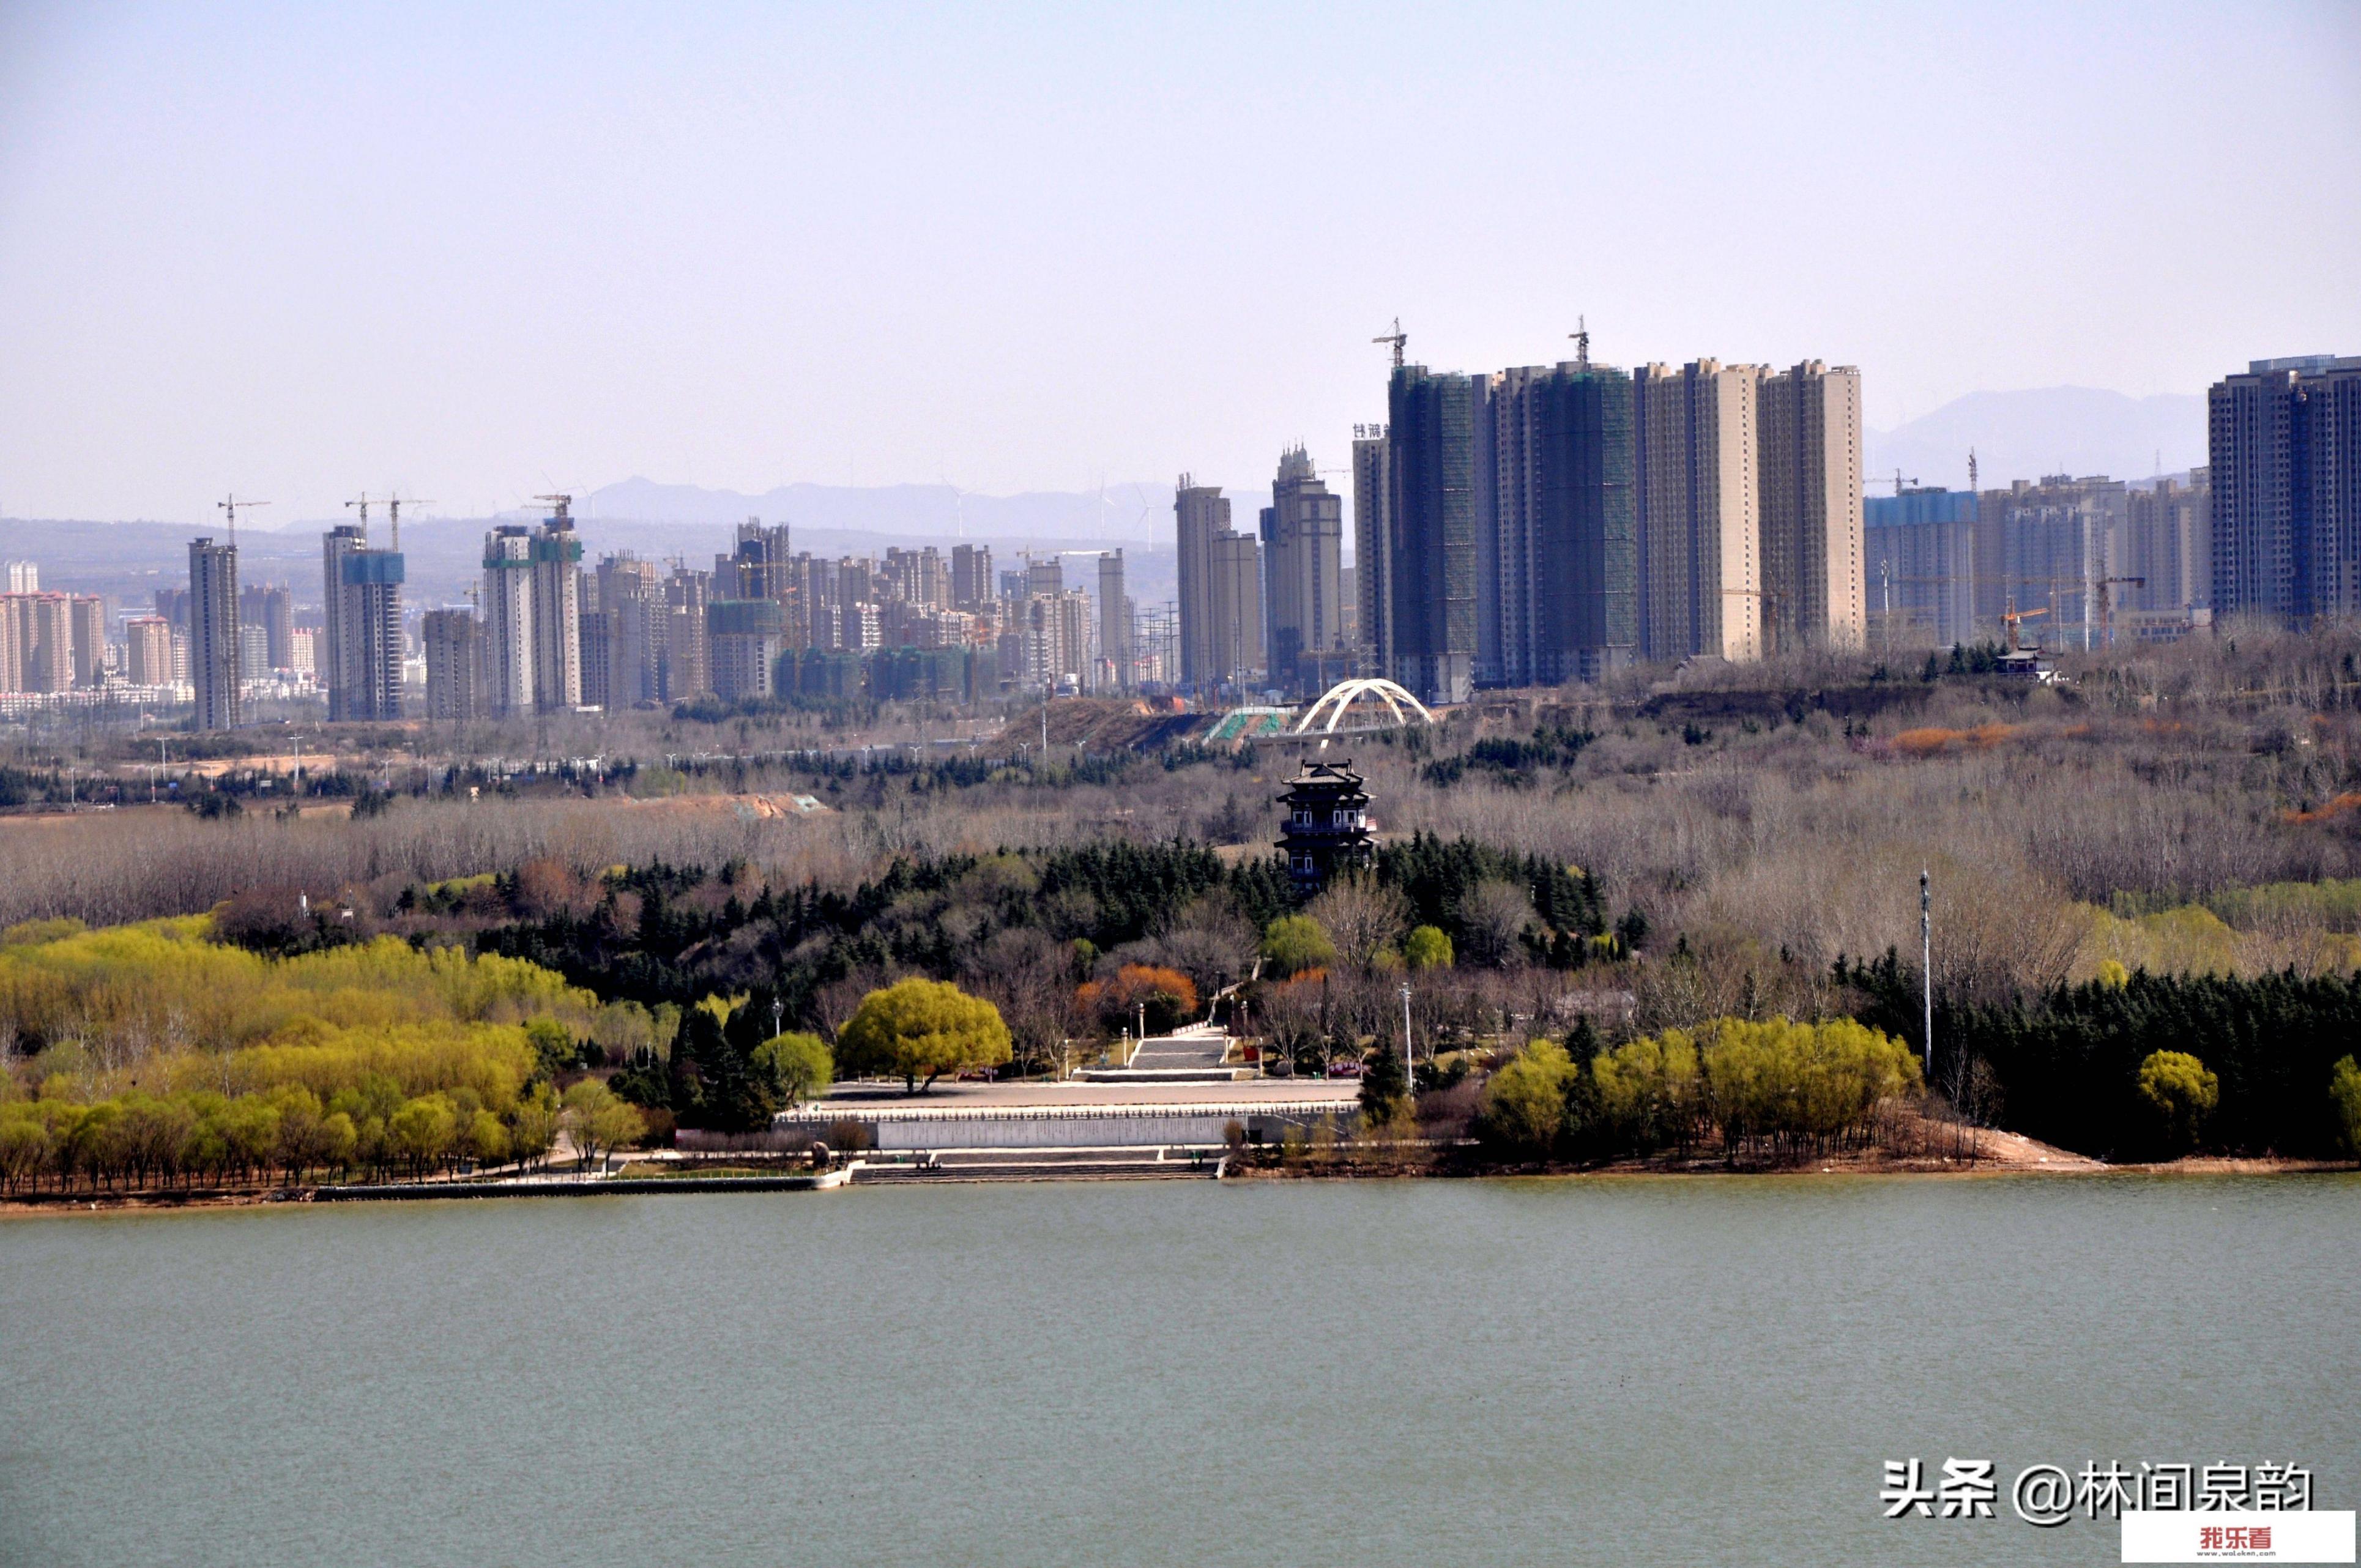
1565, 1014, 1602, 1064
1359, 1035, 1409, 1129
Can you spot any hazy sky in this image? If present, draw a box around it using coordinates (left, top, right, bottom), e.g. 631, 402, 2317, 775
2, 1, 2357, 525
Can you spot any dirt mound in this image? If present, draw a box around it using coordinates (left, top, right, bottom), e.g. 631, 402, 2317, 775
1007, 698, 1210, 751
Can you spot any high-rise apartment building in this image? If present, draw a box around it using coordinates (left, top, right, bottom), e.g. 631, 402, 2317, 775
479, 504, 584, 716
265, 585, 292, 670
1490, 362, 1638, 685
422, 608, 481, 721
661, 567, 712, 700
529, 503, 582, 710
885, 546, 950, 609
188, 537, 241, 730
4, 562, 34, 595
68, 596, 106, 687
1759, 361, 1866, 652
1024, 555, 1063, 600
1097, 551, 1130, 691
578, 592, 612, 711
2209, 355, 2361, 622
239, 584, 294, 670
0, 595, 72, 693
125, 615, 173, 687
321, 525, 404, 721
0, 599, 21, 693
1984, 475, 2126, 648
1260, 447, 1348, 695
595, 554, 664, 710
1173, 478, 1235, 691
708, 598, 786, 702
800, 556, 846, 651
952, 544, 994, 612
1864, 488, 1977, 648
0, 590, 104, 693
2124, 471, 2212, 612
1209, 530, 1263, 690
1386, 365, 1481, 704
480, 525, 536, 717
1350, 425, 1391, 677
1634, 360, 1763, 663
1022, 587, 1094, 691
718, 519, 792, 601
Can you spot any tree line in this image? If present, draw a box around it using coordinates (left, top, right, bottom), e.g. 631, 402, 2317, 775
1476, 1016, 1922, 1165
0, 1077, 657, 1194
0, 919, 653, 1192
1844, 952, 2361, 1159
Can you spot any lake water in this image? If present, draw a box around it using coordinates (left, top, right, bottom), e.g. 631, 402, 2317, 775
2, 1175, 2355, 1567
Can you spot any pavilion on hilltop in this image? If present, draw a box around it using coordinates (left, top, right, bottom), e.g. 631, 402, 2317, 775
1277, 759, 1374, 896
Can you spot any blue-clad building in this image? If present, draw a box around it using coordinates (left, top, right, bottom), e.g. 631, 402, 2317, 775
1864, 488, 1976, 649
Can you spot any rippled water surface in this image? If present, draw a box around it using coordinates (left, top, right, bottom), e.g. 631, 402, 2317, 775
2, 1175, 2355, 1567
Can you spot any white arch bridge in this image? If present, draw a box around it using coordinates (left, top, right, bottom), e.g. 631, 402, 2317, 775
1290, 678, 1436, 735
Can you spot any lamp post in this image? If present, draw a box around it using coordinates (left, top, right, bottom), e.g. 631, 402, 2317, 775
1399, 983, 1414, 1087
1920, 869, 1934, 1079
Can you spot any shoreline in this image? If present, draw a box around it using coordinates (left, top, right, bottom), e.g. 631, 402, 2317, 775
4, 1152, 2351, 1217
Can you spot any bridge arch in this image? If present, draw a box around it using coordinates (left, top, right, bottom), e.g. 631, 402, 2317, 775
1291, 677, 1437, 735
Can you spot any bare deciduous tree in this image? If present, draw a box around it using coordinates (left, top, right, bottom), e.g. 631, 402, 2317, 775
1456, 880, 1536, 968
1305, 877, 1411, 970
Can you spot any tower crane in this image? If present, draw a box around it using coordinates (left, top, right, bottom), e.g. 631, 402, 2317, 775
2001, 597, 2047, 654
216, 494, 269, 543
344, 492, 374, 544
1372, 318, 1407, 369
384, 493, 433, 552
1569, 316, 1591, 372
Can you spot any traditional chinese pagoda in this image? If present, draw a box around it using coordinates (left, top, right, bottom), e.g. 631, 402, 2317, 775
1277, 759, 1374, 895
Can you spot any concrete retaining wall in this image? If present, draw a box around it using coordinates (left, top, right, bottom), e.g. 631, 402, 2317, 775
776, 1102, 1357, 1151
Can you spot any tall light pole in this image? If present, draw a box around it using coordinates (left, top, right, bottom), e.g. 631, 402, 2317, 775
1399, 983, 1415, 1088
1920, 869, 1933, 1079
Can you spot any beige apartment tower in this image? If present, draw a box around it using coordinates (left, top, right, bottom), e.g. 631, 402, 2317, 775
1758, 361, 1865, 652
1175, 477, 1263, 691
125, 615, 174, 687
1635, 360, 1764, 662
1174, 478, 1230, 689
1097, 550, 1130, 691
1209, 532, 1263, 689
1261, 445, 1347, 694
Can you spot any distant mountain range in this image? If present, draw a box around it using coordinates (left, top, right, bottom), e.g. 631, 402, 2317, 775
1865, 387, 2206, 492
552, 477, 1183, 544
0, 494, 1178, 619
